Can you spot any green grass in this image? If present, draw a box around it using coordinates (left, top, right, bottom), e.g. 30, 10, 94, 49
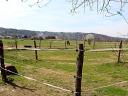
1, 39, 128, 96
93, 86, 128, 96
3, 38, 128, 49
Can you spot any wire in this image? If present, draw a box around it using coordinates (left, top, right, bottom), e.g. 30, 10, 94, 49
1, 50, 74, 93
0, 66, 72, 93
93, 80, 128, 90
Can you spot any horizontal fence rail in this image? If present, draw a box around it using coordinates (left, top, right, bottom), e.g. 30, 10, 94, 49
4, 47, 128, 52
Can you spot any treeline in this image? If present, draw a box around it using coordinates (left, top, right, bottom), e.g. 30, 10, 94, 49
0, 27, 125, 41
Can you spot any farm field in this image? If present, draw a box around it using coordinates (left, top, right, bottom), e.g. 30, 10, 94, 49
3, 39, 128, 49
1, 39, 128, 96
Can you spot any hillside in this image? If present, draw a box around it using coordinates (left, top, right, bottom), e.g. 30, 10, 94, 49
0, 27, 125, 41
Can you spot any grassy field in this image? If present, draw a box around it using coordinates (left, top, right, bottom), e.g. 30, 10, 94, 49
1, 39, 128, 96
3, 38, 128, 49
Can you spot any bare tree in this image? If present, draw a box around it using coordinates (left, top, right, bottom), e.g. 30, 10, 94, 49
71, 0, 128, 23
5, 0, 128, 23
85, 34, 95, 49
6, 0, 52, 8
71, 0, 127, 14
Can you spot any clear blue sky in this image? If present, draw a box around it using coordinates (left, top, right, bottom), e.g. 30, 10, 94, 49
0, 0, 128, 37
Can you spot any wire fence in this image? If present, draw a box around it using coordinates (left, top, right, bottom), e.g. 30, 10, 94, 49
0, 55, 74, 96
1, 47, 76, 95
3, 39, 128, 50
1, 40, 128, 96
1, 61, 128, 95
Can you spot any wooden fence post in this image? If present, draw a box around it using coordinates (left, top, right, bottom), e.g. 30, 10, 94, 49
65, 40, 67, 49
75, 44, 84, 96
15, 37, 18, 49
49, 41, 52, 49
39, 39, 42, 49
118, 41, 123, 63
83, 40, 85, 49
93, 40, 95, 49
115, 42, 117, 48
34, 40, 38, 60
76, 40, 78, 49
0, 40, 7, 82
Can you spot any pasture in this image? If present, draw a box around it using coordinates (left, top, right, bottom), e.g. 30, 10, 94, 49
1, 39, 128, 96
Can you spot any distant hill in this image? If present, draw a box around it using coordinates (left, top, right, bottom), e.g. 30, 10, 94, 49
0, 27, 36, 37
0, 27, 125, 41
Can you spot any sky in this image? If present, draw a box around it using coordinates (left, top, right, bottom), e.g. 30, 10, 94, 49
0, 0, 128, 37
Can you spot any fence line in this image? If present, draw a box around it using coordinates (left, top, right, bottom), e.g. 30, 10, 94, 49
1, 63, 128, 95
1, 53, 75, 93
16, 50, 37, 60
4, 57, 31, 65
3, 43, 128, 95
5, 52, 37, 63
5, 52, 128, 92
121, 50, 128, 62
3, 56, 43, 74
4, 47, 128, 52
0, 66, 72, 93
93, 81, 128, 90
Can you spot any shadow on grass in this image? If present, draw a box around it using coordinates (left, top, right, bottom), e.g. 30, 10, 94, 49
6, 77, 35, 92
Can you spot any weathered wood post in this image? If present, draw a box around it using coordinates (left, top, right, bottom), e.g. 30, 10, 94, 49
49, 41, 52, 49
65, 40, 67, 49
118, 41, 123, 63
75, 44, 84, 96
0, 40, 7, 82
115, 42, 117, 48
83, 40, 85, 49
93, 39, 95, 49
39, 39, 42, 49
15, 36, 18, 49
76, 40, 78, 49
34, 40, 38, 60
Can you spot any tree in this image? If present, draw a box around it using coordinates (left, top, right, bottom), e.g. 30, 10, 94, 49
71, 0, 128, 23
5, 0, 128, 23
85, 34, 95, 45
85, 34, 96, 49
